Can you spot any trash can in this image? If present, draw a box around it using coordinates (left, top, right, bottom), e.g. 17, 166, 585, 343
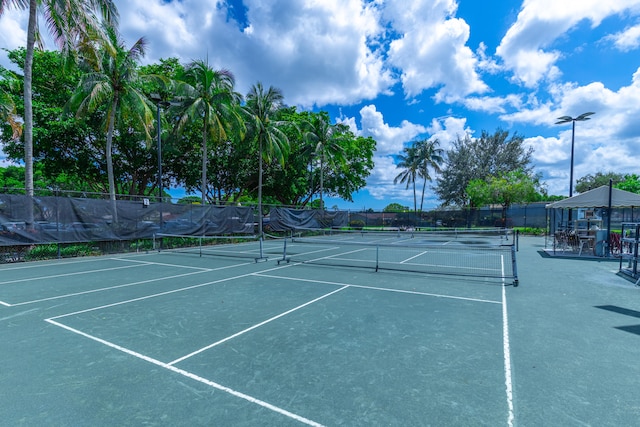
594, 230, 608, 256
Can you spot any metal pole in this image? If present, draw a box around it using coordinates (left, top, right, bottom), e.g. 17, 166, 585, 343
569, 120, 575, 198
157, 103, 163, 229
606, 179, 612, 257
568, 120, 575, 225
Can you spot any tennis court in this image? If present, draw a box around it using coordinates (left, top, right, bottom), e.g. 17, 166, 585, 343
1, 233, 639, 426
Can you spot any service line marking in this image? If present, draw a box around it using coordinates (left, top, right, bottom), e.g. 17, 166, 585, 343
169, 285, 349, 365
45, 318, 324, 427
255, 273, 501, 304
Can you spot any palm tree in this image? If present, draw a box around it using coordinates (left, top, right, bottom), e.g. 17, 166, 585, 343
394, 145, 420, 215
0, 0, 117, 225
68, 25, 153, 221
174, 60, 244, 205
303, 115, 346, 210
0, 67, 21, 139
415, 138, 444, 212
245, 82, 290, 237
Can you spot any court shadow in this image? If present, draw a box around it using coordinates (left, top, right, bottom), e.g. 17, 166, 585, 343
614, 325, 640, 336
595, 305, 640, 337
595, 305, 640, 319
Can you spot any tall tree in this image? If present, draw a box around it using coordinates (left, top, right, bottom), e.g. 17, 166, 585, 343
435, 129, 533, 207
0, 0, 118, 225
414, 138, 444, 212
253, 107, 374, 206
68, 25, 154, 220
1, 48, 158, 196
394, 145, 420, 214
575, 171, 624, 193
303, 113, 345, 210
245, 82, 290, 235
174, 60, 244, 204
616, 174, 640, 194
466, 169, 542, 223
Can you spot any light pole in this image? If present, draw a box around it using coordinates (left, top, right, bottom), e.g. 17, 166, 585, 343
150, 94, 170, 226
555, 112, 595, 224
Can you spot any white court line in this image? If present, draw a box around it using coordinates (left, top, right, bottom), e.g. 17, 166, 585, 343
47, 269, 260, 321
400, 250, 428, 263
108, 257, 211, 271
0, 256, 114, 271
169, 285, 349, 365
287, 245, 342, 257
502, 256, 515, 427
45, 318, 324, 427
0, 263, 149, 285
255, 273, 501, 304
293, 246, 370, 262
0, 307, 40, 321
9, 268, 216, 307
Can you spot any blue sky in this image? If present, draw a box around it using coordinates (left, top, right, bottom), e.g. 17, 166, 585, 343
1, 0, 640, 210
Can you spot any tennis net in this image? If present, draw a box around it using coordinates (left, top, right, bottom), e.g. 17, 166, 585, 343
289, 227, 515, 246
278, 229, 519, 286
153, 233, 285, 261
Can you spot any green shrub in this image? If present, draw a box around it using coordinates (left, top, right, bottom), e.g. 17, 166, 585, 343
24, 243, 100, 261
515, 227, 544, 235
130, 239, 154, 251
24, 244, 58, 260
349, 219, 365, 229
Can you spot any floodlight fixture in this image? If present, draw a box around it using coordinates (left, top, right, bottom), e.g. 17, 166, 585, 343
555, 112, 596, 198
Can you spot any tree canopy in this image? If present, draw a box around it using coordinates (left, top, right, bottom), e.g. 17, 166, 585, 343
0, 49, 376, 208
575, 172, 625, 193
383, 203, 410, 212
434, 129, 534, 208
466, 169, 543, 213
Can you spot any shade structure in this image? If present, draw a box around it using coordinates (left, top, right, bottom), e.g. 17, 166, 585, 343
545, 185, 640, 209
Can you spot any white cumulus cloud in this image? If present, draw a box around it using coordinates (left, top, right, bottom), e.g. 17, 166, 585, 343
497, 0, 640, 87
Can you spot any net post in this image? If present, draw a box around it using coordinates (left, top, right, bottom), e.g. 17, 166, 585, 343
277, 238, 289, 264
375, 245, 379, 272
511, 244, 519, 287
255, 236, 269, 263
153, 233, 162, 252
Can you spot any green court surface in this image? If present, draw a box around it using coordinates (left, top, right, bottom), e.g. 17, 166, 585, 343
1, 236, 639, 426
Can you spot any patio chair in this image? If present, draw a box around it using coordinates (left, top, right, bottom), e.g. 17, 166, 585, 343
610, 232, 622, 256
555, 230, 570, 252
567, 231, 580, 252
